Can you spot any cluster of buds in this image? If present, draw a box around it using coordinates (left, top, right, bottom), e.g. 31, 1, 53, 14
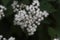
12, 0, 49, 36
0, 35, 15, 40
0, 5, 7, 20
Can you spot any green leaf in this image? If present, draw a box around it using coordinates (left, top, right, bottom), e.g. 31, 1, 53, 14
41, 0, 56, 2
22, 0, 30, 4
58, 0, 60, 4
48, 27, 57, 38
2, 0, 10, 6
40, 1, 56, 13
54, 11, 60, 37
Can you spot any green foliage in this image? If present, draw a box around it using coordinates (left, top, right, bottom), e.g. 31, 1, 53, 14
57, 0, 60, 4
48, 27, 57, 38
40, 0, 56, 13
2, 0, 10, 6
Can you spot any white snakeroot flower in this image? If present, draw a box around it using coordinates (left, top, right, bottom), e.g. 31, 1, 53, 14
8, 37, 15, 40
32, 0, 40, 6
0, 35, 15, 40
3, 38, 7, 40
12, 0, 49, 36
28, 25, 32, 29
43, 11, 49, 17
28, 32, 34, 36
27, 28, 31, 32
11, 1, 18, 9
0, 5, 7, 10
40, 17, 44, 20
32, 24, 37, 28
13, 8, 19, 12
0, 35, 3, 40
30, 27, 36, 32
38, 18, 41, 22
37, 22, 40, 25
0, 5, 6, 20
53, 38, 59, 40
25, 6, 30, 10
16, 5, 19, 8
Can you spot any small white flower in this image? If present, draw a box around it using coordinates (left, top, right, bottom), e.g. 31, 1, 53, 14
32, 24, 37, 28
38, 18, 41, 22
43, 11, 49, 17
26, 6, 30, 10
0, 5, 7, 10
28, 25, 32, 29
30, 28, 36, 32
29, 5, 34, 10
13, 8, 19, 12
27, 28, 31, 32
0, 5, 6, 20
28, 32, 34, 36
24, 24, 27, 27
35, 21, 38, 24
11, 1, 18, 8
3, 38, 7, 40
33, 0, 40, 6
40, 17, 44, 20
0, 35, 3, 40
8, 37, 15, 40
16, 5, 20, 8
37, 22, 40, 25
33, 16, 37, 19
53, 38, 59, 40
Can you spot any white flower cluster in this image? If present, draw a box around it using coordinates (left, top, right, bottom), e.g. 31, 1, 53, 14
53, 38, 59, 40
0, 5, 7, 20
0, 35, 15, 40
12, 0, 49, 36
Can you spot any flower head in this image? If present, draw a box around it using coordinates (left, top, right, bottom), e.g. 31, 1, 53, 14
12, 0, 49, 36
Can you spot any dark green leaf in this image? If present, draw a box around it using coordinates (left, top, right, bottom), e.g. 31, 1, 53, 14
2, 0, 10, 6
40, 1, 56, 13
48, 27, 57, 38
